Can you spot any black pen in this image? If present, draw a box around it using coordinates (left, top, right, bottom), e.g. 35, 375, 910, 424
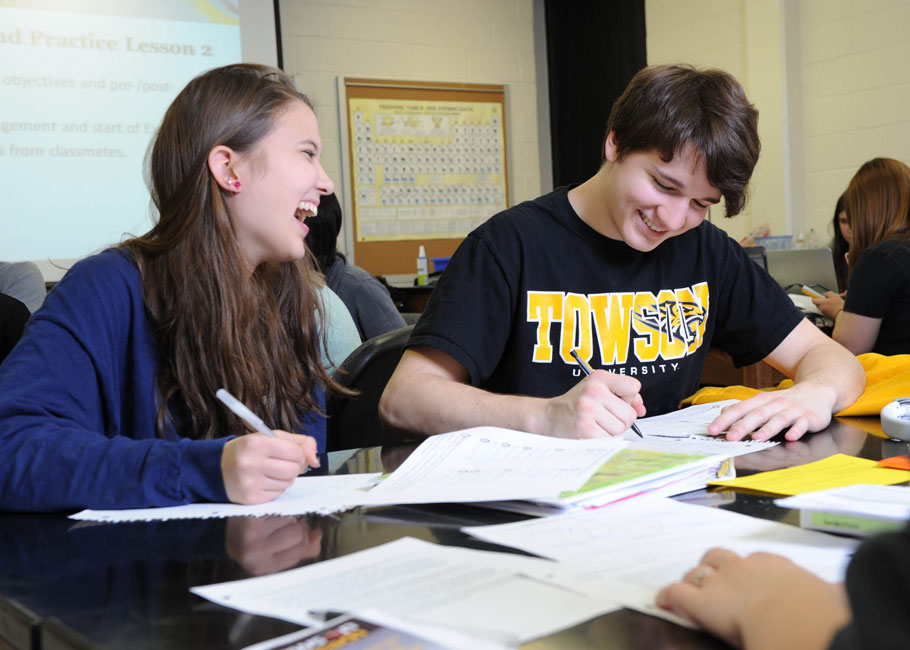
307, 609, 347, 622
570, 349, 644, 438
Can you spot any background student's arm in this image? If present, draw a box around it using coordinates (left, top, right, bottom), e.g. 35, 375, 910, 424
829, 311, 881, 355
812, 290, 844, 318
707, 319, 864, 441
379, 345, 644, 438
812, 291, 881, 354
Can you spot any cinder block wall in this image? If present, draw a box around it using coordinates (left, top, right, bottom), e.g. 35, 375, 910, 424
280, 0, 542, 257
802, 0, 910, 238
283, 0, 910, 252
647, 0, 910, 244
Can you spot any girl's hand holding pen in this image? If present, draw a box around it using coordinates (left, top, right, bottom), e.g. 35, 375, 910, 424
216, 388, 320, 504
221, 431, 319, 505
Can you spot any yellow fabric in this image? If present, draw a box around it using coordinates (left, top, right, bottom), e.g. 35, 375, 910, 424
681, 353, 910, 416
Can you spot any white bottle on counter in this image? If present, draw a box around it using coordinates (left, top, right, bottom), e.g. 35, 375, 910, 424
416, 245, 429, 286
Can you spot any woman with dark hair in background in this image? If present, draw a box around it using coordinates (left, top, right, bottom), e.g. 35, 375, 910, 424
814, 157, 910, 354
306, 192, 406, 341
0, 64, 345, 511
830, 192, 850, 294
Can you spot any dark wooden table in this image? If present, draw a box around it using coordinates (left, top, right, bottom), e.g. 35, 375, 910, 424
0, 419, 906, 650
386, 282, 434, 314
700, 348, 788, 390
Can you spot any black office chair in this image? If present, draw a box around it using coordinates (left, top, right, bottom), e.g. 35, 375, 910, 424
0, 294, 30, 364
745, 245, 768, 271
325, 324, 421, 451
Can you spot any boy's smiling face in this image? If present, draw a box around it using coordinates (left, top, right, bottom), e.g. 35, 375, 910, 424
600, 132, 722, 252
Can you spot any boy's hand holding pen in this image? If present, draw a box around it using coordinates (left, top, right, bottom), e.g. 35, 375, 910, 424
570, 350, 645, 438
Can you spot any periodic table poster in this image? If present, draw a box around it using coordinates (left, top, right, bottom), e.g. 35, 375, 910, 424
343, 78, 510, 276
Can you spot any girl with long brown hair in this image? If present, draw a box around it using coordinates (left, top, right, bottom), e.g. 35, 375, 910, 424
814, 157, 910, 354
0, 64, 342, 511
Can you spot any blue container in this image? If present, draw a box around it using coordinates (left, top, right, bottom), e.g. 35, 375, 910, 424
754, 235, 793, 251
431, 256, 451, 272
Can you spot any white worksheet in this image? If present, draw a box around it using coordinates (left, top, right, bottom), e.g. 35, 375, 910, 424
776, 483, 910, 520
463, 497, 858, 625
626, 436, 777, 457
358, 426, 626, 506
193, 537, 620, 644
69, 427, 624, 522
626, 400, 779, 456
631, 400, 738, 437
69, 473, 383, 522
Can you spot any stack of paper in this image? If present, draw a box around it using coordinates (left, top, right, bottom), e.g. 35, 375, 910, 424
192, 537, 619, 645
71, 423, 739, 523
775, 484, 910, 537
73, 400, 775, 524
356, 426, 627, 506
632, 400, 738, 438
71, 427, 626, 522
462, 497, 859, 627
626, 400, 779, 457
484, 448, 734, 516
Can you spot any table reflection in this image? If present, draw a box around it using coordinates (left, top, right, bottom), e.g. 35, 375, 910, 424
225, 516, 329, 576
0, 420, 901, 650
734, 419, 869, 472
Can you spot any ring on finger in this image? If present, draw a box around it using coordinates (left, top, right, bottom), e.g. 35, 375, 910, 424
693, 565, 712, 586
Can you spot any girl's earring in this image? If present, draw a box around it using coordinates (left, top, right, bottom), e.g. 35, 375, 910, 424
228, 179, 241, 192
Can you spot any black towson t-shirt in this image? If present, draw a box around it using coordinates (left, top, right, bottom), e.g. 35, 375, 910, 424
409, 186, 804, 417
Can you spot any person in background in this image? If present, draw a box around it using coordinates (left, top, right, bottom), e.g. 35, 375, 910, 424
311, 278, 361, 368
0, 261, 46, 314
830, 192, 850, 294
813, 158, 910, 355
0, 263, 46, 363
657, 524, 910, 649
0, 294, 30, 364
306, 192, 406, 341
0, 64, 343, 512
380, 64, 864, 444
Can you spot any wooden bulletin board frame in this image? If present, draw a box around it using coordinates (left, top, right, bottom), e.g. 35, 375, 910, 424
340, 77, 509, 276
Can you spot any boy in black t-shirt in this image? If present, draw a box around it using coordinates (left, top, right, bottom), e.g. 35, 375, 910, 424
380, 64, 864, 442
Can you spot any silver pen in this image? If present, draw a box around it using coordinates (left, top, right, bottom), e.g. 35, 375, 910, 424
215, 388, 277, 438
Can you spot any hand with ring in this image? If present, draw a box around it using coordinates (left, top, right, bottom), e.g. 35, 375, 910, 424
692, 564, 712, 587
657, 548, 849, 650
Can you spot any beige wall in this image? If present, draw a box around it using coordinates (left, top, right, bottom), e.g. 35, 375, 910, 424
646, 0, 784, 243
647, 0, 910, 245
802, 0, 910, 235
281, 0, 910, 255
279, 0, 542, 257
